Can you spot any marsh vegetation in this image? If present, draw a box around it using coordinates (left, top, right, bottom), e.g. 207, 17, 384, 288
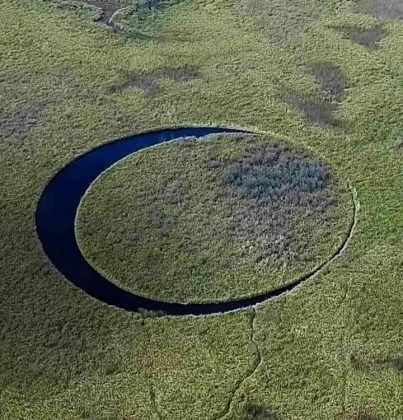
1, 0, 402, 417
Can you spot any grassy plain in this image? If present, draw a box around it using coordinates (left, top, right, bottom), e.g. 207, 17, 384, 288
0, 0, 402, 419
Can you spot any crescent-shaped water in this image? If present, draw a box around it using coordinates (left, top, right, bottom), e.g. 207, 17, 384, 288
36, 127, 355, 315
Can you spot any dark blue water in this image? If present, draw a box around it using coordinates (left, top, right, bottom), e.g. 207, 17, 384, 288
36, 127, 352, 315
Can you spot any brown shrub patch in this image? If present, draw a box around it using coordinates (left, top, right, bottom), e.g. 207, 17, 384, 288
339, 25, 386, 50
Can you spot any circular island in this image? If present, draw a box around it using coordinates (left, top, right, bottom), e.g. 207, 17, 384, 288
76, 132, 353, 305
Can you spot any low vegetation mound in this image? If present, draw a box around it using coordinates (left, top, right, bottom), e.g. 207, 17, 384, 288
76, 134, 353, 304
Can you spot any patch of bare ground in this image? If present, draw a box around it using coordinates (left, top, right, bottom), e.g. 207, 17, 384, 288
284, 63, 346, 128
355, 0, 403, 22
0, 100, 47, 141
338, 25, 386, 50
111, 66, 200, 95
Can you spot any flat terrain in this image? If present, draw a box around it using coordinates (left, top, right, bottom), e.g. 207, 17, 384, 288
0, 0, 402, 419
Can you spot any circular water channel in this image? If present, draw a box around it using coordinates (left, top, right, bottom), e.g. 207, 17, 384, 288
36, 127, 355, 315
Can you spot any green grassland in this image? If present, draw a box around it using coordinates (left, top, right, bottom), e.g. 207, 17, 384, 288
0, 0, 402, 418
76, 133, 352, 303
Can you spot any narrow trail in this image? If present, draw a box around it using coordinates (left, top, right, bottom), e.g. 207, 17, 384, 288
149, 382, 163, 420
216, 308, 263, 420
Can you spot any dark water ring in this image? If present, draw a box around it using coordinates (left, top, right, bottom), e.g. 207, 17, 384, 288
36, 127, 355, 316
